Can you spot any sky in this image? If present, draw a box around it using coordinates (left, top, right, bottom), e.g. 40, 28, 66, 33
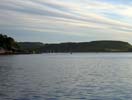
1, 0, 132, 43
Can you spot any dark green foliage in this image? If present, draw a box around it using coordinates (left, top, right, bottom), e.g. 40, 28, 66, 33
18, 42, 44, 53
0, 34, 18, 51
40, 41, 132, 52
17, 40, 132, 53
1, 34, 132, 53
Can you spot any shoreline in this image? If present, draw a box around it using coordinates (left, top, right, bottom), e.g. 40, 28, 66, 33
1, 51, 132, 55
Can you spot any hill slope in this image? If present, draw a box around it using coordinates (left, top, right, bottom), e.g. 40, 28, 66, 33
18, 42, 44, 53
1, 34, 132, 54
40, 41, 132, 52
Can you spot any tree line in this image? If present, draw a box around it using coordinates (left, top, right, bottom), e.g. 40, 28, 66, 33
0, 34, 18, 51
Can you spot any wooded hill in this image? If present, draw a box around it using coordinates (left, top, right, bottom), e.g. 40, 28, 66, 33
39, 41, 132, 52
1, 34, 132, 54
18, 41, 132, 53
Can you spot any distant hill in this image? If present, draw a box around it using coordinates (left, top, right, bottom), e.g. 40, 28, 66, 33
40, 41, 132, 52
1, 34, 132, 54
18, 42, 44, 53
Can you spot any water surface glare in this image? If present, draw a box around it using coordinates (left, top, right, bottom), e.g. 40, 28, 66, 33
0, 53, 132, 100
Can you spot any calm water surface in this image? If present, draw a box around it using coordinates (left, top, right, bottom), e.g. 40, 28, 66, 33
0, 53, 132, 100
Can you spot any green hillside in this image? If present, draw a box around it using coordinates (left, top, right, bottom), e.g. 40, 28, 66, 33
18, 42, 44, 53
40, 41, 132, 52
1, 34, 132, 54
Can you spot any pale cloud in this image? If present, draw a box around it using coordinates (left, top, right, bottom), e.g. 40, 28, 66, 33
0, 0, 132, 42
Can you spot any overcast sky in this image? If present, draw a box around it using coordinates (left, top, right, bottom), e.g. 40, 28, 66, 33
1, 0, 132, 43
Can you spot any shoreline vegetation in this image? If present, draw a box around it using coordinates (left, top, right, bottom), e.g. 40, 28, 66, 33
1, 34, 132, 55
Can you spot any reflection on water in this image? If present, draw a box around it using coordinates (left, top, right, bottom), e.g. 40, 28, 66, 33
0, 53, 132, 100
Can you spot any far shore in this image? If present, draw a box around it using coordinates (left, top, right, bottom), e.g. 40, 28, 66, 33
1, 51, 132, 55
